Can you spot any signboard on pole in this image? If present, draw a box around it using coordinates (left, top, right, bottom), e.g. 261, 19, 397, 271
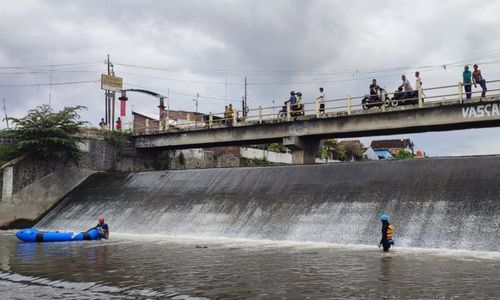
101, 74, 123, 92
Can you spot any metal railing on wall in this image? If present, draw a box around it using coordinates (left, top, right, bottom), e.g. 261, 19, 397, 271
128, 79, 500, 135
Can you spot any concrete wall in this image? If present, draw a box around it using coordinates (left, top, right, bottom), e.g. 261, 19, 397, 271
168, 148, 240, 169
240, 147, 329, 164
0, 167, 95, 228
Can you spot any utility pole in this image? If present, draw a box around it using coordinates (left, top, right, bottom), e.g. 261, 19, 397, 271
167, 88, 170, 120
104, 54, 115, 130
193, 93, 199, 113
2, 98, 8, 129
224, 78, 227, 106
48, 72, 53, 106
243, 76, 248, 117
105, 55, 110, 130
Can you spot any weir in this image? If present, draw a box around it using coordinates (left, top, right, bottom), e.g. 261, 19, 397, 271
37, 156, 500, 251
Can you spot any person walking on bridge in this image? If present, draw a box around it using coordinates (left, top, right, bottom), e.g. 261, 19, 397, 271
378, 214, 395, 252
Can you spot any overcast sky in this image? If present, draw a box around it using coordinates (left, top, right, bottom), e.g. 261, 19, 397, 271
1, 0, 500, 156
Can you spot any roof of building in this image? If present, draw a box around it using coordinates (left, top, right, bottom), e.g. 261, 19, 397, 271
132, 111, 158, 121
133, 110, 206, 120
371, 139, 413, 150
339, 140, 363, 147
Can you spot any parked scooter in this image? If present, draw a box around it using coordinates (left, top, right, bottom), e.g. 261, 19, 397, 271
389, 87, 420, 106
362, 88, 390, 110
278, 103, 304, 119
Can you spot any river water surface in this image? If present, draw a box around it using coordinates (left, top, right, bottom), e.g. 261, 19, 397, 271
1, 231, 499, 299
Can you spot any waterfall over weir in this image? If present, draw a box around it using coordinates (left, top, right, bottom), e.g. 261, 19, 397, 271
37, 156, 500, 251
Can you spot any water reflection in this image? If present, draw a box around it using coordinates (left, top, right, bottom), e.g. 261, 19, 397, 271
1, 233, 500, 299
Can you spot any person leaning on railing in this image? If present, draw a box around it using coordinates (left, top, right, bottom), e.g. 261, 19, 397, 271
463, 65, 472, 100
472, 64, 487, 98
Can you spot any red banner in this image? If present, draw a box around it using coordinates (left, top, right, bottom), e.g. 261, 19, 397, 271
120, 100, 126, 117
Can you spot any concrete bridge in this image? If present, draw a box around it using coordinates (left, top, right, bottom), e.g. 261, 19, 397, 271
132, 78, 500, 163
134, 96, 500, 163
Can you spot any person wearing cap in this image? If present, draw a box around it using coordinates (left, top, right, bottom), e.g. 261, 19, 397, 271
93, 216, 109, 239
378, 214, 395, 252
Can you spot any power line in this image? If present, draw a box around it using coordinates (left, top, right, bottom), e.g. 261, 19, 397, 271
0, 62, 100, 70
124, 82, 240, 103
0, 79, 100, 87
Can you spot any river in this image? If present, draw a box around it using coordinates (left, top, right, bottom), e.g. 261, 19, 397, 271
1, 231, 499, 299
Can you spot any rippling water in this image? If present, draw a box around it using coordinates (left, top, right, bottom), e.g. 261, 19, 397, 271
1, 231, 500, 299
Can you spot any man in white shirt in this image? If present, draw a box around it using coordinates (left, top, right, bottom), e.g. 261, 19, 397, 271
415, 71, 422, 90
399, 75, 413, 99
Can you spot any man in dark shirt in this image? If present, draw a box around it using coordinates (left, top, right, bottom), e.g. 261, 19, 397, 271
94, 216, 109, 239
369, 79, 381, 102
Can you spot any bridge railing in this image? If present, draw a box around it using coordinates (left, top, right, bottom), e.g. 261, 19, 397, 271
131, 79, 500, 135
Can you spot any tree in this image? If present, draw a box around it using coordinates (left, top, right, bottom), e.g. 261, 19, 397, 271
7, 105, 88, 163
396, 149, 414, 159
321, 139, 346, 161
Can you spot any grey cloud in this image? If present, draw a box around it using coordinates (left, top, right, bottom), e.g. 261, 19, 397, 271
1, 0, 500, 155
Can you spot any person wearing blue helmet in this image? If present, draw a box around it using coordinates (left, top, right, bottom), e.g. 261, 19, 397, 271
378, 214, 395, 252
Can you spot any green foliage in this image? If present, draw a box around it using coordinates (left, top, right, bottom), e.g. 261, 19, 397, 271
240, 157, 269, 166
321, 139, 346, 161
7, 105, 88, 163
0, 143, 17, 166
267, 143, 287, 153
103, 130, 132, 146
396, 149, 414, 159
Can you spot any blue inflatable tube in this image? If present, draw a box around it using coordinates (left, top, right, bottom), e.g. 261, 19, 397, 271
16, 228, 104, 242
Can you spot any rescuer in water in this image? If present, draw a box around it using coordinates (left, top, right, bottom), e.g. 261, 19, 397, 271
92, 216, 109, 239
378, 214, 394, 252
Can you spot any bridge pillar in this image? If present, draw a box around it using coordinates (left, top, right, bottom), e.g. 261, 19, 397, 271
283, 136, 321, 164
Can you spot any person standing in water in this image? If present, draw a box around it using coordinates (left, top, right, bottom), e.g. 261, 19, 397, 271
378, 214, 394, 252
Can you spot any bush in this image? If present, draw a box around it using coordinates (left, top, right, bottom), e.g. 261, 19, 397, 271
103, 130, 132, 146
396, 149, 414, 159
0, 143, 17, 166
7, 105, 88, 163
